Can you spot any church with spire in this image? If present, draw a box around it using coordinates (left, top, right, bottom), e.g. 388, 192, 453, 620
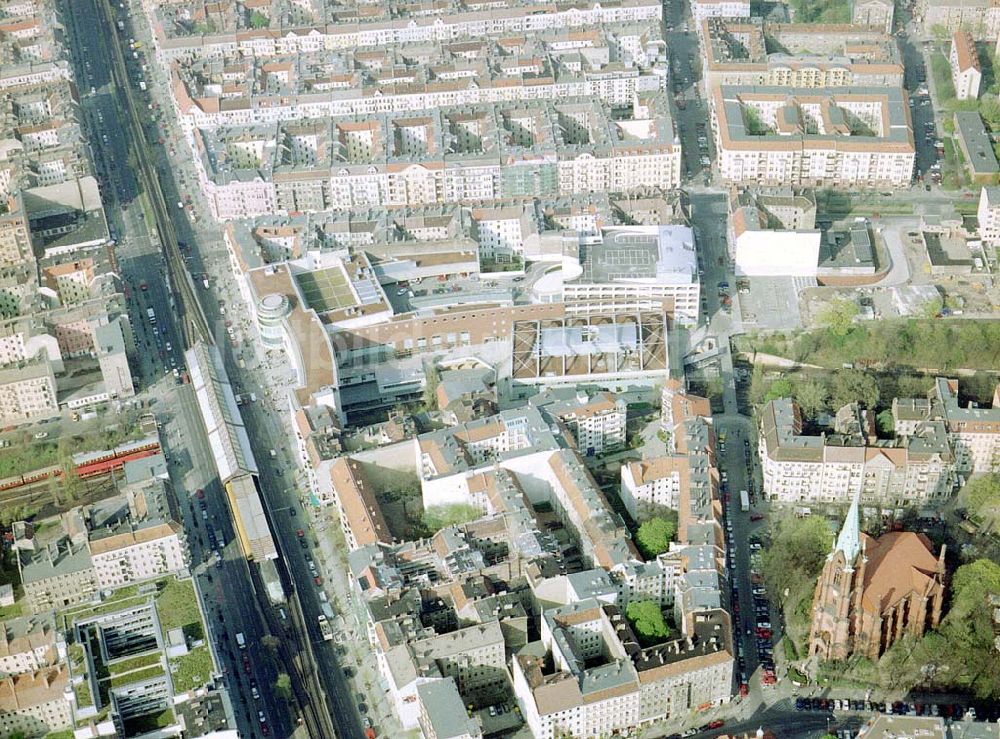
807, 492, 947, 662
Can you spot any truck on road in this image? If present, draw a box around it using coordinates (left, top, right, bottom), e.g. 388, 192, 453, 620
318, 615, 334, 641
740, 489, 750, 512
236, 632, 246, 649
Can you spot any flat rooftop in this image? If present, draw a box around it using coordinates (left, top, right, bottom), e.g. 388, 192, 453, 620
296, 265, 356, 314
577, 226, 696, 285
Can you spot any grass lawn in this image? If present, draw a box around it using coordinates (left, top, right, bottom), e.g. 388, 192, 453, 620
108, 652, 162, 676
108, 664, 164, 688
44, 730, 76, 739
788, 666, 809, 685
69, 643, 86, 673
60, 590, 147, 632
941, 137, 968, 190
122, 709, 175, 736
156, 578, 204, 639
0, 441, 59, 478
0, 600, 23, 620
169, 645, 214, 693
74, 679, 93, 707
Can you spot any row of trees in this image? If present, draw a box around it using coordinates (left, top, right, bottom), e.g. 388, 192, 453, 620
744, 319, 1000, 374
749, 365, 880, 419
760, 514, 834, 653
788, 0, 850, 23
962, 474, 1000, 525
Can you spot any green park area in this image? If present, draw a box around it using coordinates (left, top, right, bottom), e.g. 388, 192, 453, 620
736, 312, 1000, 374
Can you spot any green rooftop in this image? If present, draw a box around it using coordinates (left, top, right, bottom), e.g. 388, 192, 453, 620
295, 265, 355, 314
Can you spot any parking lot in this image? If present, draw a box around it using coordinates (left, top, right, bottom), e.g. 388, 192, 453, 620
737, 277, 807, 330
795, 697, 975, 721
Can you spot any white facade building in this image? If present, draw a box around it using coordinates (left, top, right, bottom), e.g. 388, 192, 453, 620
977, 185, 1000, 246
553, 225, 701, 324
90, 523, 188, 589
950, 32, 982, 101
691, 0, 751, 23
712, 86, 915, 189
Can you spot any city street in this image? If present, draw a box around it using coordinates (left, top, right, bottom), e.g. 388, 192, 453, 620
95, 0, 377, 734
60, 0, 301, 735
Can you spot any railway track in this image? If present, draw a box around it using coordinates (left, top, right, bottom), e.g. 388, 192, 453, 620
88, 4, 336, 737
92, 0, 212, 349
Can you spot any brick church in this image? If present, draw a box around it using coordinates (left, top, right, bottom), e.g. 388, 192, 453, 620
808, 493, 947, 661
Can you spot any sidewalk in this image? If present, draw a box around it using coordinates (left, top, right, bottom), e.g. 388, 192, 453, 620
311, 509, 405, 737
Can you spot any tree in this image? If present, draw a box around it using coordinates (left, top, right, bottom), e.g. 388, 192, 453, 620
422, 362, 441, 409
962, 474, 1000, 520
816, 298, 859, 338
761, 515, 833, 609
764, 378, 794, 403
635, 517, 675, 558
261, 635, 280, 656
980, 95, 1000, 131
876, 409, 895, 437
274, 672, 292, 702
749, 364, 768, 407
249, 10, 269, 28
920, 295, 944, 319
830, 369, 879, 410
625, 600, 672, 645
794, 377, 829, 418
60, 460, 81, 504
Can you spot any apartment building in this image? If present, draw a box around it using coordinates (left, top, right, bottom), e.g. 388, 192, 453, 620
691, 0, 750, 23
533, 389, 628, 455
950, 32, 982, 100
932, 377, 1000, 473
0, 615, 61, 677
853, 0, 894, 33
661, 379, 712, 430
194, 96, 679, 219
700, 19, 905, 89
920, 0, 1000, 39
18, 536, 96, 614
328, 457, 392, 550
758, 399, 956, 505
66, 575, 213, 729
513, 599, 731, 738
149, 0, 663, 61
711, 86, 915, 188
170, 25, 664, 130
0, 358, 58, 427
17, 488, 189, 612
0, 666, 71, 738
417, 405, 562, 508
92, 316, 135, 400
620, 457, 692, 518
0, 211, 32, 267
89, 521, 187, 589
417, 678, 483, 739
471, 205, 538, 264
977, 185, 1000, 246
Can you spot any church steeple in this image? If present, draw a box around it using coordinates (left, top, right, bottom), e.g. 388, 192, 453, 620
834, 489, 862, 565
